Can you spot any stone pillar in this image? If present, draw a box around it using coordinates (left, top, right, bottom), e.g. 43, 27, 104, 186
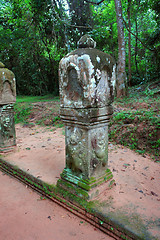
0, 62, 16, 152
58, 35, 116, 199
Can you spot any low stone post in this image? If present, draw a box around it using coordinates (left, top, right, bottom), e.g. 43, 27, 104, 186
0, 62, 16, 152
58, 35, 115, 200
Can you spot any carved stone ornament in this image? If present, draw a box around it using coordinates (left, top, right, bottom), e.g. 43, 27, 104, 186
0, 61, 16, 105
58, 35, 115, 199
0, 104, 16, 149
0, 62, 16, 151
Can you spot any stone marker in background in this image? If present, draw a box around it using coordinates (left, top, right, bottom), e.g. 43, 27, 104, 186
0, 61, 16, 152
58, 35, 116, 200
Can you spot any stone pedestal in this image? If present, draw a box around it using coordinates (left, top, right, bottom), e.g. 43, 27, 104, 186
0, 104, 16, 151
0, 62, 16, 152
57, 35, 116, 200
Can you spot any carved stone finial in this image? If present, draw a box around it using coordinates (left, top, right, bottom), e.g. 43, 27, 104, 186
77, 34, 96, 48
0, 63, 16, 104
0, 62, 5, 68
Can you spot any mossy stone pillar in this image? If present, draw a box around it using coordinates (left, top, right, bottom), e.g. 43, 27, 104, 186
0, 62, 16, 151
58, 35, 116, 200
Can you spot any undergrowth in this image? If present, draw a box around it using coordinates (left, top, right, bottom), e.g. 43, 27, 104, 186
14, 95, 61, 125
14, 103, 33, 124
109, 81, 160, 160
16, 95, 59, 103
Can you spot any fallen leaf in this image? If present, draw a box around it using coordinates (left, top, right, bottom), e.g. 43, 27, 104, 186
123, 163, 130, 168
40, 196, 46, 200
113, 168, 117, 172
144, 166, 149, 170
151, 191, 158, 197
26, 147, 31, 150
139, 190, 143, 194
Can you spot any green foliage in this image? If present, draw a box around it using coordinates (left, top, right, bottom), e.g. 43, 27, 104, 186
124, 0, 160, 84
90, 0, 118, 58
0, 0, 67, 96
109, 84, 160, 159
14, 95, 61, 126
14, 103, 32, 124
112, 110, 159, 126
16, 95, 59, 103
90, 0, 160, 85
0, 0, 160, 94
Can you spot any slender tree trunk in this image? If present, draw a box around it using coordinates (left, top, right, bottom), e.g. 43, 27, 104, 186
114, 0, 127, 97
134, 0, 140, 75
135, 12, 139, 74
127, 0, 132, 86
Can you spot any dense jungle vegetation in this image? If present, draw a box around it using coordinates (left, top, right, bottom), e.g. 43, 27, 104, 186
0, 0, 160, 96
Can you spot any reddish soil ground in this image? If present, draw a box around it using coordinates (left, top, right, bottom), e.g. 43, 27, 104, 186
1, 123, 160, 239
0, 171, 113, 240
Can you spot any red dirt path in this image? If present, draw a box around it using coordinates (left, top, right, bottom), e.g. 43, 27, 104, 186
0, 171, 113, 240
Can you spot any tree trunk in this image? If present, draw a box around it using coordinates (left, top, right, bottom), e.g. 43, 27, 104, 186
127, 0, 132, 86
114, 0, 127, 97
135, 9, 139, 75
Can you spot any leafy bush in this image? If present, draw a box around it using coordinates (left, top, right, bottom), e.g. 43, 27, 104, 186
14, 103, 32, 124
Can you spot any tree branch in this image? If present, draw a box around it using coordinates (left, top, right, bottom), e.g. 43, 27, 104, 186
85, 0, 105, 5
123, 17, 155, 52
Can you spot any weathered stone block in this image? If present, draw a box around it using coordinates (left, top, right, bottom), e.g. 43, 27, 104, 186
65, 124, 108, 179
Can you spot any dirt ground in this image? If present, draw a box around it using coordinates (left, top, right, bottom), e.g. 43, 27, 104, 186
0, 171, 113, 240
1, 123, 160, 239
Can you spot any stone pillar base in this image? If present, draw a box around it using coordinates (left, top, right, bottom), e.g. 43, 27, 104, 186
57, 169, 115, 200
0, 104, 16, 150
